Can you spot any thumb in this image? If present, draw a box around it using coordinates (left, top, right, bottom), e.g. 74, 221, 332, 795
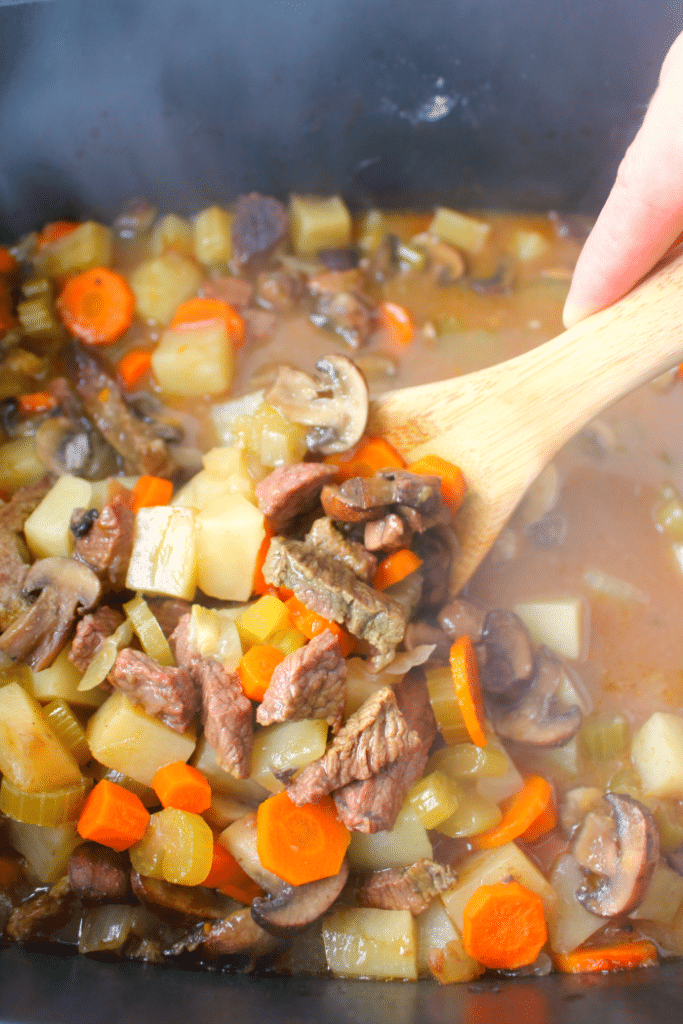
563, 30, 683, 329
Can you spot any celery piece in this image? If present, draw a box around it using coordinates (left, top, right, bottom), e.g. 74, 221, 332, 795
0, 776, 89, 827
434, 782, 502, 838
396, 242, 427, 272
427, 742, 508, 780
407, 771, 458, 829
580, 712, 630, 761
654, 802, 683, 854
607, 765, 644, 801
43, 700, 90, 765
21, 276, 53, 299
131, 808, 213, 887
17, 295, 63, 342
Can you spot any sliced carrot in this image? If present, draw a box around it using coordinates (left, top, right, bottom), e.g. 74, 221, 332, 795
256, 790, 351, 886
18, 392, 58, 415
519, 793, 557, 843
325, 436, 405, 482
378, 301, 415, 347
171, 296, 245, 349
462, 880, 547, 970
152, 762, 212, 814
77, 779, 150, 852
554, 940, 658, 974
284, 595, 356, 657
252, 522, 275, 596
474, 776, 554, 849
372, 548, 422, 590
0, 246, 18, 276
0, 853, 22, 890
202, 842, 264, 902
408, 455, 467, 514
57, 266, 135, 345
237, 644, 285, 701
131, 475, 174, 512
118, 348, 152, 390
449, 636, 486, 747
36, 220, 79, 250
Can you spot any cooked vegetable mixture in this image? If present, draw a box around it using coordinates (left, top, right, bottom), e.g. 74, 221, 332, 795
0, 196, 681, 982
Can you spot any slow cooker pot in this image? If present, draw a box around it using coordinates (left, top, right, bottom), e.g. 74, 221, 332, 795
1, 1, 682, 1020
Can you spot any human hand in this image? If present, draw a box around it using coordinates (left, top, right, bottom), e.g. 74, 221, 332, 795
563, 29, 683, 329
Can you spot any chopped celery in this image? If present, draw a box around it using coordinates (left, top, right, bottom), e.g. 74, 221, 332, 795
130, 808, 213, 886
407, 770, 458, 829
43, 700, 90, 765
396, 241, 427, 272
580, 712, 630, 761
426, 742, 508, 780
607, 765, 644, 801
654, 801, 683, 854
16, 295, 63, 343
0, 776, 90, 827
424, 666, 468, 744
434, 782, 502, 838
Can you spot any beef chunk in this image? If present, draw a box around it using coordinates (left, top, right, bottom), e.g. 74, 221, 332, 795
68, 842, 130, 903
73, 347, 175, 477
147, 597, 192, 639
73, 492, 135, 590
263, 536, 405, 668
6, 875, 72, 942
358, 859, 458, 915
305, 517, 377, 581
256, 629, 346, 732
318, 248, 360, 271
0, 477, 52, 631
0, 477, 52, 533
255, 270, 305, 311
200, 275, 254, 310
255, 463, 336, 533
232, 193, 288, 269
334, 671, 437, 833
286, 687, 420, 806
108, 648, 198, 732
69, 605, 125, 672
321, 469, 443, 524
364, 513, 410, 553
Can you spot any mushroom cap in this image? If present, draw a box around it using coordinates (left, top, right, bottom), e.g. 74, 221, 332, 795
480, 609, 534, 696
24, 557, 101, 610
490, 645, 582, 747
251, 859, 350, 935
35, 416, 119, 480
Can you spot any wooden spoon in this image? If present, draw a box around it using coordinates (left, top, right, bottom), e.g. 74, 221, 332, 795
367, 248, 683, 594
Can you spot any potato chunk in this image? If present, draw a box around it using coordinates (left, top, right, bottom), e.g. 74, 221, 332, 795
632, 712, 683, 798
0, 682, 82, 792
289, 195, 351, 255
195, 492, 265, 601
24, 474, 94, 559
26, 647, 105, 709
126, 505, 198, 600
193, 205, 233, 265
130, 251, 203, 324
323, 908, 417, 979
152, 324, 235, 397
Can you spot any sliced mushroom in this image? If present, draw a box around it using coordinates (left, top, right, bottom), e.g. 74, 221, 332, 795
491, 645, 582, 747
251, 859, 350, 935
0, 557, 101, 669
437, 599, 486, 643
321, 469, 443, 524
131, 870, 239, 924
575, 792, 659, 917
411, 233, 466, 285
480, 609, 534, 696
35, 416, 119, 479
165, 906, 277, 960
266, 355, 369, 454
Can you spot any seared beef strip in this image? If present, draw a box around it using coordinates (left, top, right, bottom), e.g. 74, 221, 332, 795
286, 686, 420, 806
263, 536, 405, 668
0, 477, 53, 533
0, 477, 52, 631
108, 647, 198, 733
6, 875, 72, 942
334, 671, 437, 833
69, 605, 125, 672
255, 463, 336, 533
72, 492, 135, 591
358, 859, 458, 915
321, 469, 443, 525
256, 628, 347, 732
364, 513, 410, 553
305, 517, 377, 581
68, 842, 130, 904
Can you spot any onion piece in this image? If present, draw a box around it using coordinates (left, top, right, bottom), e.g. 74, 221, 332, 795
79, 905, 138, 954
124, 595, 174, 666
582, 567, 648, 604
43, 699, 90, 765
382, 645, 436, 675
78, 620, 133, 691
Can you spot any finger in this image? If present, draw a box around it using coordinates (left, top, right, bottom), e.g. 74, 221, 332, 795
563, 31, 683, 329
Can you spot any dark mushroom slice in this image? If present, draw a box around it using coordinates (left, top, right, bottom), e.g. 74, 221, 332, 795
0, 557, 101, 670
232, 192, 289, 270
437, 599, 486, 643
34, 416, 120, 479
318, 247, 360, 271
266, 355, 369, 455
490, 645, 582, 747
480, 609, 534, 696
251, 859, 350, 935
131, 870, 239, 924
575, 792, 659, 917
411, 233, 466, 285
165, 906, 277, 960
572, 808, 619, 878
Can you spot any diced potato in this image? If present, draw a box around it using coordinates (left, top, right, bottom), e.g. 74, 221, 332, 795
24, 475, 94, 559
250, 719, 329, 792
638, 896, 683, 955
126, 505, 198, 600
8, 820, 82, 883
88, 476, 139, 511
632, 712, 683, 798
289, 195, 351, 255
203, 791, 255, 831
202, 445, 253, 484
171, 468, 254, 511
210, 390, 265, 446
86, 690, 196, 786
441, 843, 558, 933
547, 852, 602, 954
235, 595, 290, 648
323, 907, 417, 979
35, 221, 112, 276
0, 435, 47, 492
187, 605, 242, 672
630, 862, 683, 926
514, 598, 587, 661
426, 937, 484, 984
348, 803, 432, 871
407, 771, 459, 829
416, 899, 460, 973
130, 251, 203, 324
130, 808, 213, 886
511, 229, 550, 261
195, 492, 265, 601
193, 205, 233, 266
191, 735, 269, 804
428, 208, 490, 255
26, 647, 106, 709
152, 323, 235, 397
0, 682, 82, 792
150, 213, 193, 257
424, 665, 468, 743
232, 402, 308, 469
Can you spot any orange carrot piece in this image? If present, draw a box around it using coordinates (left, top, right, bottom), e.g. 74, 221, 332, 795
202, 843, 264, 902
237, 644, 286, 701
256, 790, 351, 886
408, 455, 467, 514
554, 940, 658, 974
57, 266, 135, 345
36, 220, 79, 250
18, 392, 58, 415
252, 522, 275, 596
0, 853, 22, 890
77, 779, 150, 852
118, 348, 152, 390
378, 300, 415, 347
372, 548, 423, 591
171, 296, 245, 349
284, 595, 356, 656
131, 475, 174, 512
474, 776, 553, 849
463, 880, 547, 970
0, 246, 18, 276
152, 762, 212, 814
449, 636, 486, 747
519, 793, 557, 843
325, 436, 405, 482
